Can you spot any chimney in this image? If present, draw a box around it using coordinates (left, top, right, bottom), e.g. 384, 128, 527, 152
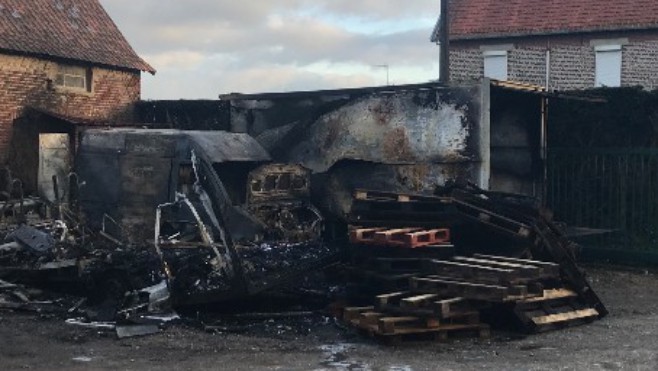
439, 0, 450, 83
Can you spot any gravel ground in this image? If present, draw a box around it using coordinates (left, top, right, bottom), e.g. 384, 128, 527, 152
1, 265, 657, 371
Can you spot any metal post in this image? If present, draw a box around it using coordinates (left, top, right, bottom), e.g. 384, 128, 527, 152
375, 64, 390, 85
439, 0, 450, 83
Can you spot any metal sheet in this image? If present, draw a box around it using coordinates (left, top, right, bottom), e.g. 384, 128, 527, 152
187, 132, 270, 163
284, 88, 481, 173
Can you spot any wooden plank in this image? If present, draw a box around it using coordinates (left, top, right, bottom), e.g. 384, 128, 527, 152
402, 229, 451, 247
452, 257, 542, 278
349, 227, 387, 244
428, 260, 518, 284
376, 292, 408, 306
353, 189, 450, 204
378, 316, 437, 334
373, 228, 422, 246
343, 306, 375, 322
411, 277, 510, 302
358, 311, 386, 327
531, 309, 599, 325
371, 258, 424, 272
401, 293, 439, 308
375, 323, 487, 337
434, 297, 468, 318
519, 289, 577, 304
473, 254, 560, 277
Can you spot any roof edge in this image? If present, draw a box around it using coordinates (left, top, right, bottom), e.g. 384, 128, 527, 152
0, 48, 155, 74
447, 24, 658, 41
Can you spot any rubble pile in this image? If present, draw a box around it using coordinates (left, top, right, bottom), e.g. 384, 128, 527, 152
0, 147, 606, 347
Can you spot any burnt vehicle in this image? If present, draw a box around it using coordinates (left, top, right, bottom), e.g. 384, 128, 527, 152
76, 129, 332, 304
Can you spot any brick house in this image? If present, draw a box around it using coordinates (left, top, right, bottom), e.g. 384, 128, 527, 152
0, 0, 154, 195
431, 0, 658, 91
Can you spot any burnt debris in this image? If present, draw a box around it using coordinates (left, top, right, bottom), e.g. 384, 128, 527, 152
0, 81, 608, 343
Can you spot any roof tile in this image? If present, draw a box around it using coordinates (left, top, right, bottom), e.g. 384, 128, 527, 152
0, 0, 154, 73
446, 0, 658, 39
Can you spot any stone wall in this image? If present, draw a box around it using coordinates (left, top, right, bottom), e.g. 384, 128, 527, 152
0, 53, 141, 161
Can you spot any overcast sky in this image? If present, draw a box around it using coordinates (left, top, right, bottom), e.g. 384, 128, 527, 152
99, 0, 440, 100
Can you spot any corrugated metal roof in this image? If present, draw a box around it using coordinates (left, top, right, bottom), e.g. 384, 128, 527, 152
0, 0, 154, 73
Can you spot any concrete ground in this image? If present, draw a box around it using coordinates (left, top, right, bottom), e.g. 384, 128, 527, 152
1, 266, 657, 371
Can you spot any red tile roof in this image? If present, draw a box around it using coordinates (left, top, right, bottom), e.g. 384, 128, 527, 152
435, 0, 658, 41
0, 0, 154, 73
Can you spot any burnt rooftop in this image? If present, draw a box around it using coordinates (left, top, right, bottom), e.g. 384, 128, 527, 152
0, 0, 154, 73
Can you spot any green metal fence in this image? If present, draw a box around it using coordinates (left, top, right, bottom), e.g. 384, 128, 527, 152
547, 148, 658, 251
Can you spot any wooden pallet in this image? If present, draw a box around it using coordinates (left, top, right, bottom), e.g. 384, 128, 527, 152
342, 306, 489, 343
375, 292, 480, 322
345, 267, 418, 291
347, 244, 457, 265
368, 258, 426, 273
349, 227, 388, 244
427, 260, 523, 285
411, 276, 513, 302
472, 254, 561, 278
513, 289, 599, 332
354, 189, 449, 204
349, 190, 456, 227
451, 256, 545, 280
424, 258, 546, 296
350, 227, 451, 248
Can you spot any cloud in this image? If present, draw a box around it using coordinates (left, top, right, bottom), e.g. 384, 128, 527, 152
100, 0, 440, 99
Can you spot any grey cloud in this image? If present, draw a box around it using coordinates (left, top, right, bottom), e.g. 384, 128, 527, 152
100, 0, 439, 99
313, 0, 438, 19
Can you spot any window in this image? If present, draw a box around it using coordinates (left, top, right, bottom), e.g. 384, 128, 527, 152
595, 45, 622, 87
483, 50, 508, 80
54, 65, 92, 92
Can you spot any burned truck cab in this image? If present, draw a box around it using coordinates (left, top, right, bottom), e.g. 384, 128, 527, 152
76, 129, 329, 304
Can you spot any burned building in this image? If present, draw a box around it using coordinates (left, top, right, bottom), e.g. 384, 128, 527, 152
0, 0, 154, 197
218, 79, 550, 216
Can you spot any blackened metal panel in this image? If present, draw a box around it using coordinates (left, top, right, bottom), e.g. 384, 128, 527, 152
118, 156, 173, 243
312, 161, 481, 217
124, 133, 178, 158
284, 87, 483, 173
76, 152, 121, 230
77, 153, 121, 204
80, 130, 127, 152
187, 132, 271, 163
489, 87, 544, 197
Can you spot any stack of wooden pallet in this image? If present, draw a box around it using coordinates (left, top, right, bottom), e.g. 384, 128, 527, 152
339, 253, 600, 340
341, 292, 490, 344
345, 226, 455, 294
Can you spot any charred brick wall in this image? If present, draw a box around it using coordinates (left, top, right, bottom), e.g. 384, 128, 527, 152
0, 53, 141, 161
448, 30, 658, 90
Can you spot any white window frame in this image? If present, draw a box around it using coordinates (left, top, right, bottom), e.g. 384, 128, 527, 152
54, 64, 92, 93
595, 44, 622, 87
483, 50, 508, 81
